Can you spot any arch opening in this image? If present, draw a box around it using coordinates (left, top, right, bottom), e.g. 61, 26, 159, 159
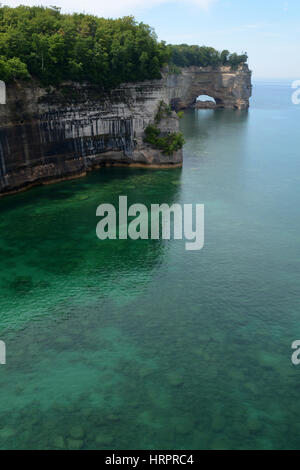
194, 94, 216, 109
197, 95, 216, 103
170, 92, 225, 111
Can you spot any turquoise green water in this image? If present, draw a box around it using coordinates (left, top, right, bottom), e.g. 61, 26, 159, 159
0, 82, 300, 450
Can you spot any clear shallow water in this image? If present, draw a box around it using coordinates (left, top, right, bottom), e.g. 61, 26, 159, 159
0, 82, 300, 450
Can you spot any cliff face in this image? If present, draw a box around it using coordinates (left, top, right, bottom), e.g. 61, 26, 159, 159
0, 64, 251, 196
167, 64, 252, 110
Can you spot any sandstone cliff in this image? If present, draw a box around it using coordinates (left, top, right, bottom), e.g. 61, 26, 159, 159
167, 64, 252, 110
0, 64, 251, 196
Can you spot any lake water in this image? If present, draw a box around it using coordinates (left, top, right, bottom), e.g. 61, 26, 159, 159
0, 81, 300, 450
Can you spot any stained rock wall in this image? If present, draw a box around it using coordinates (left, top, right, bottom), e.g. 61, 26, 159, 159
0, 64, 251, 196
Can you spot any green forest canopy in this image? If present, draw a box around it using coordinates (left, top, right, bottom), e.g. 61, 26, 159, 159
169, 44, 248, 69
0, 5, 248, 87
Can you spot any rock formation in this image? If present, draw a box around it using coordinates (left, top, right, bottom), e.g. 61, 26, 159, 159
167, 64, 252, 110
0, 64, 251, 196
193, 101, 217, 109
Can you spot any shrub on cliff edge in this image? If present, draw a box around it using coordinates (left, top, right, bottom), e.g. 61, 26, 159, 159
144, 124, 185, 156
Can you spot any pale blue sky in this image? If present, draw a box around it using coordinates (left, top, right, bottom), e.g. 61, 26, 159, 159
4, 0, 300, 78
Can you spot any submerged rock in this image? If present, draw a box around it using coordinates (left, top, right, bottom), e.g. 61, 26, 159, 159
95, 434, 114, 446
247, 418, 263, 434
69, 425, 84, 439
172, 416, 195, 435
52, 436, 65, 449
166, 372, 184, 387
67, 438, 84, 450
0, 427, 15, 440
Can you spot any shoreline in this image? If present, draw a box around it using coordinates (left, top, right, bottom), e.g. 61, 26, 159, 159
0, 160, 182, 198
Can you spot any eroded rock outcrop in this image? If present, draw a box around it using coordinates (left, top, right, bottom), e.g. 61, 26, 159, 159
167, 64, 252, 110
0, 64, 251, 196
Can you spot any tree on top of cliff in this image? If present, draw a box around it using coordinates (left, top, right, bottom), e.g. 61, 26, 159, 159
0, 6, 248, 87
168, 44, 248, 69
0, 5, 169, 86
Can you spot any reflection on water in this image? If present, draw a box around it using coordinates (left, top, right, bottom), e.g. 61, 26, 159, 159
0, 84, 300, 449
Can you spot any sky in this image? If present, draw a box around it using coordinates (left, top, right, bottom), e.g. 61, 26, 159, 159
3, 0, 300, 78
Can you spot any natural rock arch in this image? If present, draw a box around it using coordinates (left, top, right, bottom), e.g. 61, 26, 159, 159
166, 64, 252, 111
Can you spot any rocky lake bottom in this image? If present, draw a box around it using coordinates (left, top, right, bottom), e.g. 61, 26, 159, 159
0, 81, 300, 449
